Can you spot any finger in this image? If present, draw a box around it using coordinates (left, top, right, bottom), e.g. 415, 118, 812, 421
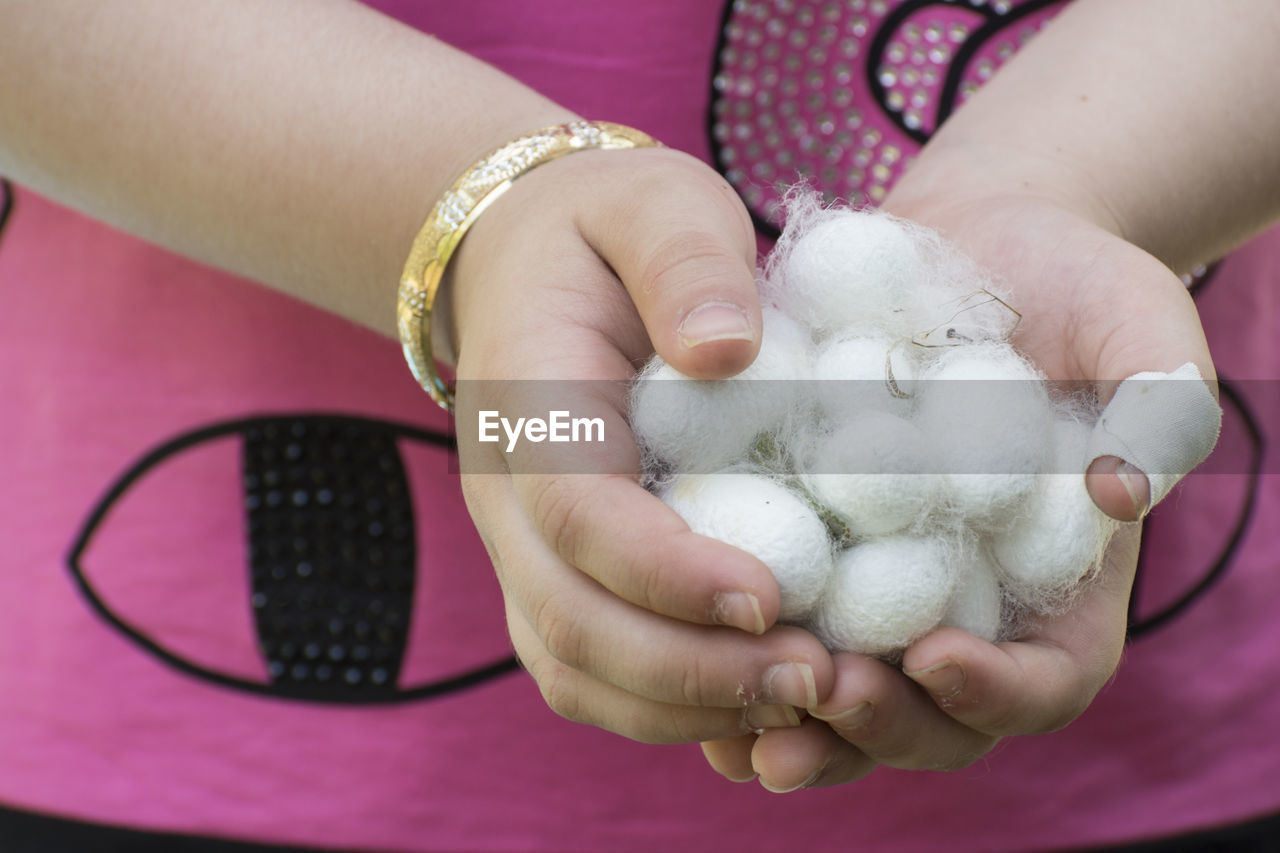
810, 653, 997, 771
1085, 454, 1151, 522
450, 237, 785, 633
579, 148, 762, 379
512, 471, 781, 633
1068, 242, 1219, 520
448, 162, 658, 379
485, 482, 833, 710
902, 524, 1140, 735
751, 719, 877, 793
701, 735, 760, 783
508, 597, 797, 744
1085, 363, 1221, 519
461, 357, 784, 634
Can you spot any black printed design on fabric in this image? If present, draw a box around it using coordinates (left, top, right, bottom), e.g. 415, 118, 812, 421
242, 418, 418, 699
869, 0, 1063, 143
1123, 260, 1260, 640
67, 414, 519, 704
1126, 388, 1265, 640
708, 0, 1258, 636
0, 179, 13, 247
709, 0, 1069, 237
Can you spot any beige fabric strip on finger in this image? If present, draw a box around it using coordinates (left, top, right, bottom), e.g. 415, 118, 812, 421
1086, 362, 1223, 508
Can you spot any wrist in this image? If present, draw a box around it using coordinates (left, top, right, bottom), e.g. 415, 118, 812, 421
418, 107, 584, 371
884, 140, 1124, 244
399, 121, 663, 409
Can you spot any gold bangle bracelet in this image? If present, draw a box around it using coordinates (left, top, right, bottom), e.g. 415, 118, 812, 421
397, 120, 662, 412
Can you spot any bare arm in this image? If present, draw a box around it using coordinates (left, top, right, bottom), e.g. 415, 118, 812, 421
890, 0, 1280, 274
0, 0, 575, 334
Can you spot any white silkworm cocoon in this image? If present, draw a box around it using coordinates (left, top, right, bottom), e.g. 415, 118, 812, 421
812, 536, 957, 656
741, 306, 816, 382
811, 335, 917, 420
661, 473, 832, 622
802, 412, 939, 537
940, 547, 1003, 643
627, 192, 1126, 649
630, 308, 813, 473
915, 343, 1052, 527
775, 211, 929, 338
990, 417, 1120, 606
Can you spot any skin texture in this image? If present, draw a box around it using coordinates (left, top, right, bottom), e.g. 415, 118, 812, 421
1, 0, 1277, 789
0, 0, 577, 334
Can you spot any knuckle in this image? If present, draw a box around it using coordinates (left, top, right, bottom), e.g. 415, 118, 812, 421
535, 659, 586, 724
529, 476, 592, 566
678, 654, 708, 707
531, 595, 587, 669
639, 231, 746, 298
637, 554, 675, 615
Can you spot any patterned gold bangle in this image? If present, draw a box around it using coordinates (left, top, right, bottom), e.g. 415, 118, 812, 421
397, 120, 663, 412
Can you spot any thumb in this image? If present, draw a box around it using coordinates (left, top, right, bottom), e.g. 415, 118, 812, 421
1077, 247, 1221, 521
1085, 363, 1221, 521
581, 149, 762, 379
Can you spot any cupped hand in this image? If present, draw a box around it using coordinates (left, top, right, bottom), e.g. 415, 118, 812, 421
447, 146, 835, 744
706, 184, 1215, 790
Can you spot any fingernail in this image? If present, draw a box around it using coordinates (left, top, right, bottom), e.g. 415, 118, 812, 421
813, 701, 874, 733
763, 662, 818, 709
906, 660, 965, 699
760, 767, 822, 794
745, 704, 801, 732
1116, 460, 1150, 518
714, 591, 765, 634
678, 301, 754, 349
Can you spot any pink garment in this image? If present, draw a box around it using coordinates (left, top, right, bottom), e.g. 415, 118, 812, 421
1, 1, 1277, 851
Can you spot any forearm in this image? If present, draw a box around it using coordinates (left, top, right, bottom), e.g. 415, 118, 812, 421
0, 0, 576, 335
889, 0, 1280, 274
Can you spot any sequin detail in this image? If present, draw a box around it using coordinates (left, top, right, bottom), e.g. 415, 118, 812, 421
244, 417, 416, 700
712, 0, 1068, 232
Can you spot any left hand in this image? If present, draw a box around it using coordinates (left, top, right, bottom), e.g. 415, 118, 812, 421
702, 181, 1214, 790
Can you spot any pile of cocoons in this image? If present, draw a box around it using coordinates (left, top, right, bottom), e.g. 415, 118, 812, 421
630, 195, 1121, 658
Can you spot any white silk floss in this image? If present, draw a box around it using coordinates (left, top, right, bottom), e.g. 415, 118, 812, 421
627, 193, 1193, 659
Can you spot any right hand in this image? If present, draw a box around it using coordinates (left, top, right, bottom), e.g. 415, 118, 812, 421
447, 146, 836, 744
713, 172, 1216, 791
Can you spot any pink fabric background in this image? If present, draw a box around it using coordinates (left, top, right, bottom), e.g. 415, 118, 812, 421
0, 1, 1277, 850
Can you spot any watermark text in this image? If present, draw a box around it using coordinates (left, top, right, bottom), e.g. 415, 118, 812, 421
478, 410, 605, 453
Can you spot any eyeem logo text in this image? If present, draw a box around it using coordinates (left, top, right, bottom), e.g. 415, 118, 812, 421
478, 410, 606, 453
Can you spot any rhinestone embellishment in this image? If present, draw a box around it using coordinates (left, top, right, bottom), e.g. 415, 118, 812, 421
712, 0, 1068, 231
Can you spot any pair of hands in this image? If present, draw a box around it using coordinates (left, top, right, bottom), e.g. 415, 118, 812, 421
448, 145, 1213, 791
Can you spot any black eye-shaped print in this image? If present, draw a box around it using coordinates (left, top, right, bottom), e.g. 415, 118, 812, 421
867, 0, 1065, 144
710, 0, 1066, 235
67, 414, 519, 705
1127, 380, 1265, 638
